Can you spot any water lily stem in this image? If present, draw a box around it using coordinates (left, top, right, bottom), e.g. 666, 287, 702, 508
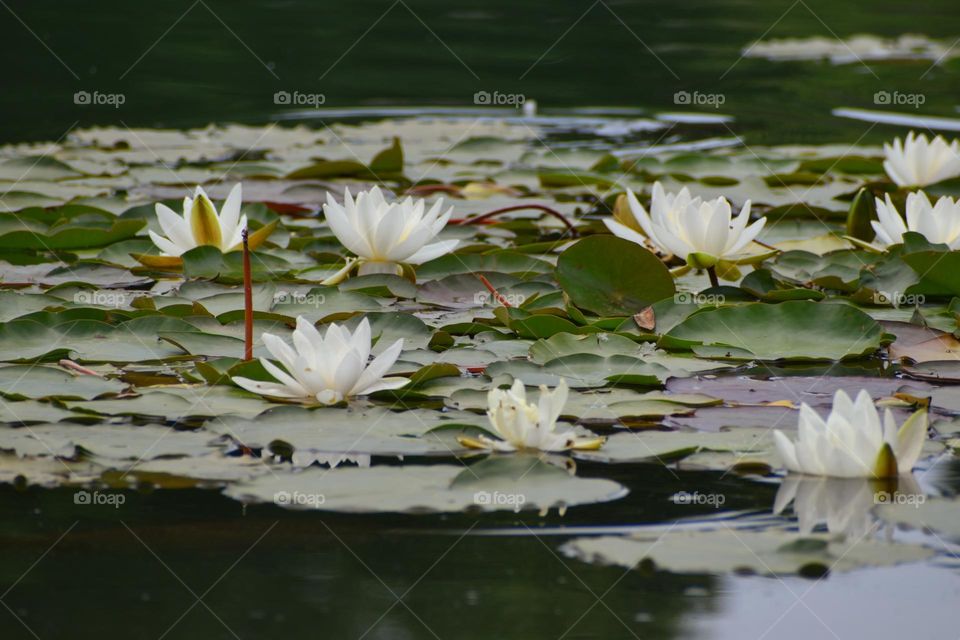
707, 266, 720, 288
752, 238, 779, 251
242, 228, 253, 361
58, 359, 101, 377
476, 273, 512, 307
456, 204, 578, 237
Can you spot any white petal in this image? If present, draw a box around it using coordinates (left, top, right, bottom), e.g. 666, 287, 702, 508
404, 239, 459, 264
155, 203, 194, 249
219, 183, 243, 242
232, 376, 307, 399
603, 219, 649, 247
352, 338, 404, 395
148, 230, 186, 257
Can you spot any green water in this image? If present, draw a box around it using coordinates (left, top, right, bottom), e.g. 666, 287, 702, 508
2, 0, 958, 143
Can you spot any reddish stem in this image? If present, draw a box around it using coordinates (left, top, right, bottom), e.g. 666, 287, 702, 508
242, 229, 254, 362
58, 359, 101, 377
454, 204, 577, 236
476, 273, 512, 308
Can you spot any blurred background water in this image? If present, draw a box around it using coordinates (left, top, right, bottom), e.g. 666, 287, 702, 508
1, 0, 958, 144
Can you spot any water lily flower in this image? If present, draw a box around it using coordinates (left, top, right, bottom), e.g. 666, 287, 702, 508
149, 184, 247, 256
323, 186, 458, 276
870, 191, 960, 248
605, 182, 766, 271
232, 316, 408, 405
774, 390, 927, 478
883, 131, 960, 187
459, 379, 604, 452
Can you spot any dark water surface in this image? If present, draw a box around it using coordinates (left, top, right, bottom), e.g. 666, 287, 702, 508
1, 0, 958, 144
3, 458, 960, 639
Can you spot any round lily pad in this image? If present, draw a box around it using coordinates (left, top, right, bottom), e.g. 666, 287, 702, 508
556, 236, 675, 316
662, 301, 883, 361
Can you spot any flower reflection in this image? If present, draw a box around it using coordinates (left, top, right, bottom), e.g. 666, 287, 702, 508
773, 474, 923, 537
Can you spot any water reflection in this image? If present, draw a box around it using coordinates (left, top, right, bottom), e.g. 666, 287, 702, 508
773, 474, 924, 537
0, 485, 718, 640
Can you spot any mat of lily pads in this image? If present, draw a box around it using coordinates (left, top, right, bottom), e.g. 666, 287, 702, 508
0, 115, 959, 578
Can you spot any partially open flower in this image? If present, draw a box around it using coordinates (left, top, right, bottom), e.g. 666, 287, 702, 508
459, 379, 604, 452
883, 131, 960, 187
871, 191, 960, 248
149, 184, 247, 256
139, 183, 276, 268
323, 186, 458, 277
606, 182, 766, 272
233, 316, 408, 405
774, 389, 927, 478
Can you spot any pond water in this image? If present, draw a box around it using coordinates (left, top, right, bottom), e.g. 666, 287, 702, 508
4, 460, 959, 640
2, 0, 958, 144
2, 2, 960, 639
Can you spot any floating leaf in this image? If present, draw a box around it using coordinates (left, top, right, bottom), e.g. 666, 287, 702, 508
662, 301, 883, 361
556, 236, 675, 316
226, 456, 626, 513
562, 528, 932, 576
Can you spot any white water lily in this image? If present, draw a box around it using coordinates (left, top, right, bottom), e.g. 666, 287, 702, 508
149, 183, 247, 256
459, 379, 604, 452
883, 131, 960, 187
232, 316, 408, 405
605, 182, 766, 268
871, 191, 960, 248
774, 390, 927, 479
323, 186, 458, 276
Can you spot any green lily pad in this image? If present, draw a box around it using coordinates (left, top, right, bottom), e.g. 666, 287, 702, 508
225, 455, 626, 513
574, 428, 774, 464
662, 301, 883, 361
207, 404, 481, 459
556, 236, 675, 316
0, 423, 217, 460
0, 365, 125, 399
562, 527, 933, 576
877, 496, 960, 542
